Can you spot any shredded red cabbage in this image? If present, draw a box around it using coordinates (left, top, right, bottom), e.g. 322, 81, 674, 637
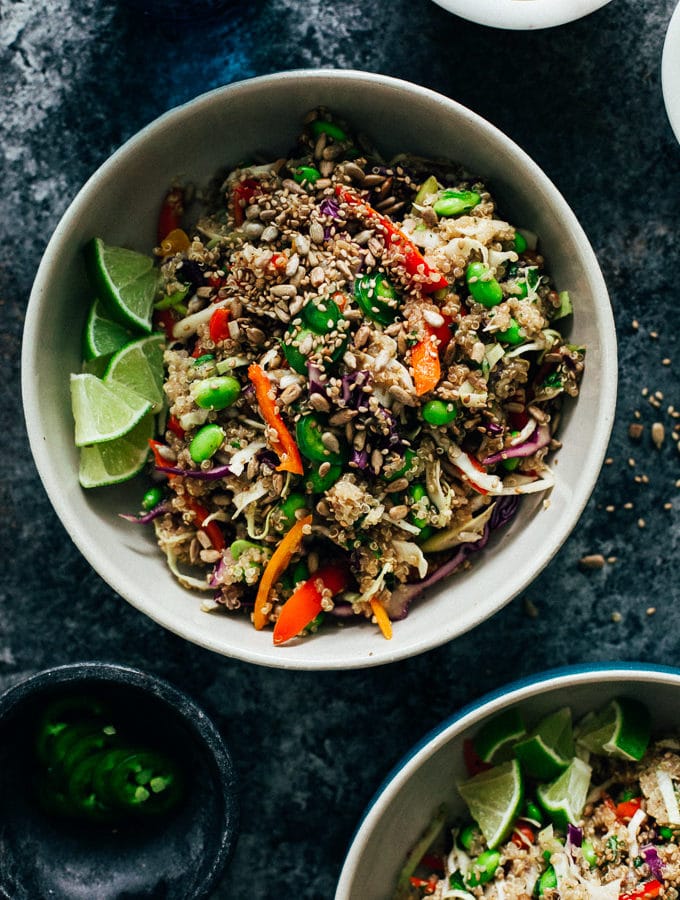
319, 197, 340, 218
642, 845, 664, 879
481, 424, 551, 466
155, 464, 232, 480
350, 448, 369, 470
119, 501, 170, 524
567, 823, 583, 848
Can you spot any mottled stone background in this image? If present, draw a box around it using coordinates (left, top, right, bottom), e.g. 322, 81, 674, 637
1, 0, 679, 896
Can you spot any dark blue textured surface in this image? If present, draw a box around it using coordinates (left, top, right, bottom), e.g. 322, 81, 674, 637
1, 1, 680, 896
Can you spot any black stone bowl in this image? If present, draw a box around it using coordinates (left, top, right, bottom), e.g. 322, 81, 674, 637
0, 663, 239, 899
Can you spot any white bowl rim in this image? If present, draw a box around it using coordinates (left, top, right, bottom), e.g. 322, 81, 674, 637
335, 661, 680, 897
662, 1, 680, 144
429, 0, 614, 30
22, 69, 617, 670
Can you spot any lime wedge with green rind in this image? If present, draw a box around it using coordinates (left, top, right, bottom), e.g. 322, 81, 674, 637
574, 697, 650, 761
70, 373, 152, 446
82, 298, 136, 361
473, 708, 527, 764
514, 707, 574, 780
457, 759, 523, 849
85, 237, 160, 333
104, 333, 165, 413
537, 756, 592, 831
78, 415, 154, 488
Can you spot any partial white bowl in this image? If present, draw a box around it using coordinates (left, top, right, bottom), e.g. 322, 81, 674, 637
22, 70, 617, 670
663, 1, 680, 144
430, 0, 614, 30
335, 664, 680, 899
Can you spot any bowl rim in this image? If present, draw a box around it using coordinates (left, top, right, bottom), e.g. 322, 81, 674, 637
0, 661, 239, 899
22, 68, 618, 670
662, 0, 680, 144
335, 661, 680, 898
429, 0, 614, 30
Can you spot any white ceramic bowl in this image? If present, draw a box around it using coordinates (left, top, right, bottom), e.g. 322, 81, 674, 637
22, 70, 616, 670
335, 664, 680, 898
662, 1, 680, 144
430, 0, 614, 30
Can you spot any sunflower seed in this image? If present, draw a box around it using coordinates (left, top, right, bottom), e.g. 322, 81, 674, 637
261, 225, 279, 242
309, 392, 330, 413
321, 431, 341, 454
310, 221, 325, 244
270, 284, 297, 298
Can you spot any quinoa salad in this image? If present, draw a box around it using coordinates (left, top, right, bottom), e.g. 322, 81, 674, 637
396, 699, 680, 900
129, 108, 584, 643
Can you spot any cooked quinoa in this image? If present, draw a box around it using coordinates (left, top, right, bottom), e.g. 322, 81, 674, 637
403, 745, 680, 899
145, 107, 584, 639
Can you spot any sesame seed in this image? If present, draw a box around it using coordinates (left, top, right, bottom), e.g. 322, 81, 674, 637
637, 517, 646, 528
646, 607, 656, 616
611, 611, 622, 623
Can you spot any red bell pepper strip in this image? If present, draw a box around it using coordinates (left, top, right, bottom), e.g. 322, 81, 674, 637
411, 325, 441, 395
209, 307, 231, 344
157, 187, 184, 243
184, 497, 225, 552
248, 364, 304, 476
148, 439, 173, 473
254, 515, 313, 630
153, 308, 178, 341
233, 178, 259, 227
620, 880, 662, 900
273, 563, 350, 645
616, 798, 642, 820
166, 415, 185, 440
335, 185, 448, 293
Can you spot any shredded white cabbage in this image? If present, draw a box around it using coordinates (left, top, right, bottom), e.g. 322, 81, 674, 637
172, 297, 231, 339
392, 540, 428, 579
656, 769, 680, 823
231, 482, 269, 518
228, 440, 266, 477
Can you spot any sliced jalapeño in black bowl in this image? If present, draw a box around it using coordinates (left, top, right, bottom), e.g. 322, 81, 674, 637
35, 693, 184, 823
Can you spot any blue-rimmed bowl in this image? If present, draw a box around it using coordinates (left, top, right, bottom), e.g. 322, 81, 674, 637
335, 664, 680, 899
0, 662, 239, 900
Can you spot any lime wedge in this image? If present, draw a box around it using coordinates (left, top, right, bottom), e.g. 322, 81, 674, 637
70, 373, 152, 446
78, 415, 154, 488
514, 707, 574, 780
457, 759, 523, 849
473, 708, 526, 764
85, 237, 159, 333
104, 333, 165, 413
537, 757, 592, 830
574, 697, 651, 761
82, 298, 135, 361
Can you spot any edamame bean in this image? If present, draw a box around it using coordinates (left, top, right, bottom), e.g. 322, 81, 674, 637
294, 166, 321, 184
141, 486, 163, 511
189, 424, 225, 463
513, 231, 528, 254
310, 120, 347, 141
497, 318, 523, 345
433, 189, 481, 218
466, 849, 501, 887
192, 375, 241, 410
458, 823, 480, 852
230, 539, 261, 560
581, 839, 597, 868
422, 399, 458, 425
466, 261, 503, 308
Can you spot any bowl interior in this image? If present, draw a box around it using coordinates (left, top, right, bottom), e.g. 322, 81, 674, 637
22, 70, 616, 669
335, 667, 680, 900
0, 665, 237, 900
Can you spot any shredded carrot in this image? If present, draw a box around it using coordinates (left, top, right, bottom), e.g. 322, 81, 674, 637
411, 326, 441, 395
253, 515, 312, 630
248, 363, 304, 476
370, 596, 393, 640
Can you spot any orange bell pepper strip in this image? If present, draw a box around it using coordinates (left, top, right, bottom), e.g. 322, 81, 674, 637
369, 596, 393, 640
184, 497, 225, 552
335, 185, 448, 293
253, 515, 313, 630
411, 324, 441, 395
273, 563, 350, 645
247, 364, 304, 476
158, 228, 190, 258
